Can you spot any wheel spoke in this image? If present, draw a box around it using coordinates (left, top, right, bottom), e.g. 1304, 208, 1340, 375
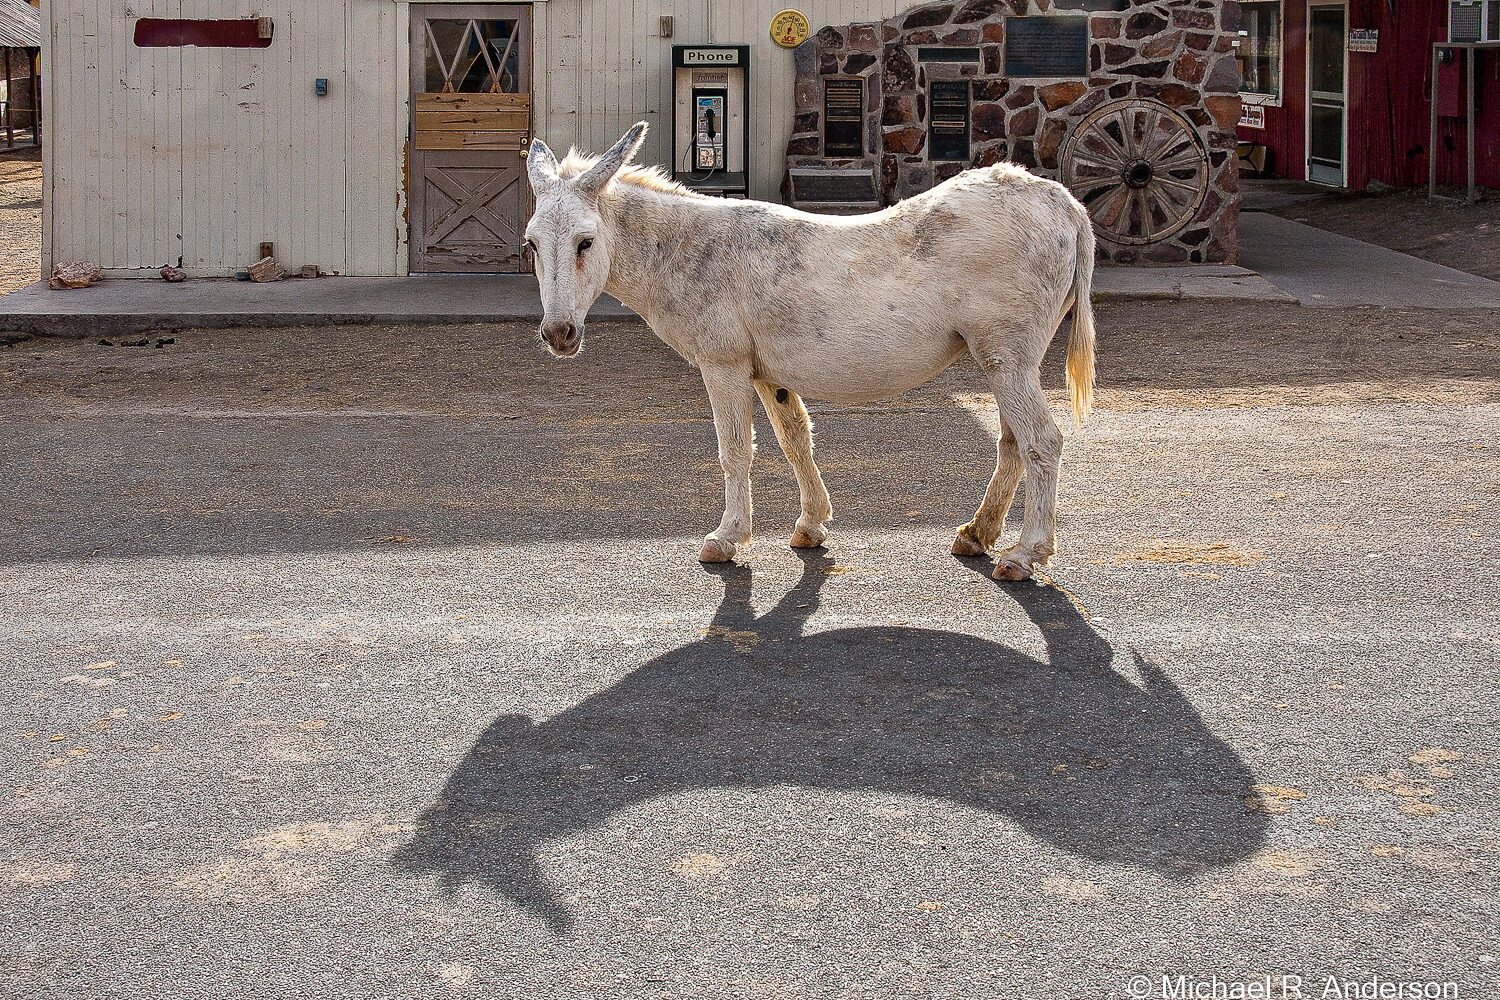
1153, 175, 1202, 196
1144, 186, 1182, 231
1118, 111, 1138, 159
1091, 185, 1130, 229
1141, 118, 1179, 162
1154, 150, 1206, 173
1072, 173, 1121, 191
1096, 117, 1131, 163
1070, 150, 1124, 171
1131, 188, 1151, 238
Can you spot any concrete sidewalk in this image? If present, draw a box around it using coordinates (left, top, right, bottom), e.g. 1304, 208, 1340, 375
0, 274, 638, 339
0, 266, 1290, 338
7, 210, 1499, 338
1237, 211, 1500, 309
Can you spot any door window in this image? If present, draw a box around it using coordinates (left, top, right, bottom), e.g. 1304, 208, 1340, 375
422, 18, 523, 93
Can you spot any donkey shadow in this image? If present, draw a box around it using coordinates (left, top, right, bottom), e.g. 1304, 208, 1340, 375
394, 552, 1266, 931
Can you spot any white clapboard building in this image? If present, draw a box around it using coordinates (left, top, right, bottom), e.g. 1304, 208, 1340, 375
38, 2, 916, 277
39, 1, 1242, 276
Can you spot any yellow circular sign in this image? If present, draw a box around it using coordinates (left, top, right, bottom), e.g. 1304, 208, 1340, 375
770, 9, 811, 49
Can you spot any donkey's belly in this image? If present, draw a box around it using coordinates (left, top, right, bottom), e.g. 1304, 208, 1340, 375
758, 328, 969, 405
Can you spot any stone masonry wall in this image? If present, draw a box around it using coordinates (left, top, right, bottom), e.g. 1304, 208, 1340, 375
785, 0, 1243, 264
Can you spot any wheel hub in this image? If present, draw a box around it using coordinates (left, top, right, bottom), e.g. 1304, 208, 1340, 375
1123, 159, 1154, 189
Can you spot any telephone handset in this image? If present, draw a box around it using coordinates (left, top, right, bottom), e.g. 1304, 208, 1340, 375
693, 89, 726, 172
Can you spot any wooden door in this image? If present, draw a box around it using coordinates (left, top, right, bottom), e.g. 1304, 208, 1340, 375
409, 5, 531, 272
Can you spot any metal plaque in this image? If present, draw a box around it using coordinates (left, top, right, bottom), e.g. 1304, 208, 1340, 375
788, 168, 880, 207
682, 47, 740, 65
928, 80, 971, 161
823, 79, 864, 157
1003, 16, 1089, 78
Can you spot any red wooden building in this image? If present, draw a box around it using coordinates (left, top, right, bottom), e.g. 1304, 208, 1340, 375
1234, 1, 1499, 191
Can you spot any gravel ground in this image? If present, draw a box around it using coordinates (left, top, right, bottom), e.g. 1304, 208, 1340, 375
1, 305, 1498, 999
0, 148, 41, 296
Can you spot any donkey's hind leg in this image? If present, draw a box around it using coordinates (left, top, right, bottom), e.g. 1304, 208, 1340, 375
952, 417, 1024, 557
755, 381, 833, 548
986, 368, 1064, 581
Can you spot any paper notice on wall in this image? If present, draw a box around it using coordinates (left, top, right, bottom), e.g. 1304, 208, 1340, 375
1349, 29, 1379, 53
1239, 104, 1266, 129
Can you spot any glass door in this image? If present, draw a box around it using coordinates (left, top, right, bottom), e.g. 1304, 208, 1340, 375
1307, 3, 1346, 186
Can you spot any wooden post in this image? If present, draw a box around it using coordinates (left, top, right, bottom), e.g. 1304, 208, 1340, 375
29, 49, 38, 144
1428, 45, 1439, 199
1466, 47, 1477, 205
4, 48, 13, 149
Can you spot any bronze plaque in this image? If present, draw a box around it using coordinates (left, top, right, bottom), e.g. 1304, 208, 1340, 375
1004, 16, 1089, 78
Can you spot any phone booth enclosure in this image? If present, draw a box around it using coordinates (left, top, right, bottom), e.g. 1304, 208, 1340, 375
671, 44, 751, 196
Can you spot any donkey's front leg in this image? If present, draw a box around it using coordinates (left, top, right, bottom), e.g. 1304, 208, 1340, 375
698, 366, 757, 563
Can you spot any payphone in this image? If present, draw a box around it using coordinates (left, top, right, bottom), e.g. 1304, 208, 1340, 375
672, 45, 750, 196
694, 90, 727, 171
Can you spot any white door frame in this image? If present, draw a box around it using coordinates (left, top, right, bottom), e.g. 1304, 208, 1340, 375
1305, 0, 1349, 186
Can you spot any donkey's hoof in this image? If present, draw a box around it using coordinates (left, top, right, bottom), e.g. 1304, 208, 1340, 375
951, 530, 986, 557
992, 558, 1032, 581
698, 537, 737, 563
790, 524, 827, 549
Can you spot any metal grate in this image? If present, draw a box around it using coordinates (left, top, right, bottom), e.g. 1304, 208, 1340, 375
1450, 2, 1483, 42
823, 78, 864, 157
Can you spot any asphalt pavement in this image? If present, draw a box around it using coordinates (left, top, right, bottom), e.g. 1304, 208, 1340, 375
1, 317, 1497, 999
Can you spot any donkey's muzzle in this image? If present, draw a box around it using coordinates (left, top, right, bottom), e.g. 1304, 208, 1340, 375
541, 320, 581, 357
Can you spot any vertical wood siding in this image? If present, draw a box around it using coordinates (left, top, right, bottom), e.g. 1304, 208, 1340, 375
1240, 0, 1500, 190
47, 1, 983, 275
46, 0, 402, 274
48, 0, 184, 272
534, 1, 906, 202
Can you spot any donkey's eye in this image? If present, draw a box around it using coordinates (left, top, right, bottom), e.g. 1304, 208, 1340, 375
577, 238, 593, 256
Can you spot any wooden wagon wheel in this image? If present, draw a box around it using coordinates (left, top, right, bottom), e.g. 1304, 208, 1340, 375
1061, 99, 1209, 246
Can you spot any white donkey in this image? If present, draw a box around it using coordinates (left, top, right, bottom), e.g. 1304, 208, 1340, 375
524, 122, 1096, 581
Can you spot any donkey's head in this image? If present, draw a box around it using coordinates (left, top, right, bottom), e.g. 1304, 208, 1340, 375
523, 122, 648, 357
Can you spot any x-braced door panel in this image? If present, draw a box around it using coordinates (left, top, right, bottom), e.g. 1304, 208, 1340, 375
410, 5, 531, 272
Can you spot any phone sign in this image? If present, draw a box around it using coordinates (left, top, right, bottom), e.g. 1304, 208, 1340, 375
683, 48, 739, 65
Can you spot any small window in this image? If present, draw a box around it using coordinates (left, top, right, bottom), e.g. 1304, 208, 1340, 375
928, 81, 970, 161
1238, 1, 1282, 105
823, 79, 864, 158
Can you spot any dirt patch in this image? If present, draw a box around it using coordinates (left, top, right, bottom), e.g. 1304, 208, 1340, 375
1118, 541, 1262, 566
0, 147, 42, 296
3, 300, 1498, 418
1273, 185, 1500, 282
1057, 299, 1500, 409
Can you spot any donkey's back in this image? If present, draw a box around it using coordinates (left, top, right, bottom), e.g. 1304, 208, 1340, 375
744, 163, 1094, 413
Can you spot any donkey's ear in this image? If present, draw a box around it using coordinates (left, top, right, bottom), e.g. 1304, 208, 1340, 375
526, 136, 559, 191
575, 122, 649, 199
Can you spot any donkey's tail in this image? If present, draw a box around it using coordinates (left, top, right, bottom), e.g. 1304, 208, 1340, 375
1065, 213, 1097, 427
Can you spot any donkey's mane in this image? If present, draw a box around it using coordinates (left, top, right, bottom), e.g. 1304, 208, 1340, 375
556, 149, 706, 198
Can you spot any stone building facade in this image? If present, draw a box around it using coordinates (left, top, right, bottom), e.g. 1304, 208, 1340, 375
784, 0, 1244, 264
